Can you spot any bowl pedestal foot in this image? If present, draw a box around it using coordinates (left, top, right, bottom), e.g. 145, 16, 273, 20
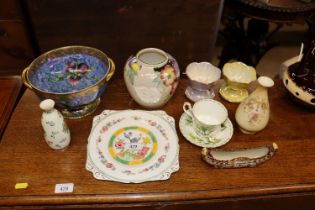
61, 98, 100, 119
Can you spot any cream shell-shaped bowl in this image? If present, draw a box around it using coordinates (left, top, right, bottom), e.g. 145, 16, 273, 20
222, 61, 256, 86
219, 61, 257, 103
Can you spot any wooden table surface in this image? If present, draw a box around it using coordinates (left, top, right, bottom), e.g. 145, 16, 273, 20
1, 79, 315, 209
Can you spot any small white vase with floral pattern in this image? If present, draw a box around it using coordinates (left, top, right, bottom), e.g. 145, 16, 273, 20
124, 48, 180, 109
40, 99, 71, 150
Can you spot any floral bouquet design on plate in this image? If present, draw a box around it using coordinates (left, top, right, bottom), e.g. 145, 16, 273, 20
86, 110, 179, 183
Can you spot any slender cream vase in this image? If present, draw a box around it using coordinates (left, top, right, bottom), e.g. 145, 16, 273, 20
235, 76, 274, 134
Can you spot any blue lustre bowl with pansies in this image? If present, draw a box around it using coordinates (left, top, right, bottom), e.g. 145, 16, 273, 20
22, 46, 115, 119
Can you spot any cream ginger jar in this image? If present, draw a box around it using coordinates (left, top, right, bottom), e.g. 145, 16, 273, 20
124, 48, 180, 108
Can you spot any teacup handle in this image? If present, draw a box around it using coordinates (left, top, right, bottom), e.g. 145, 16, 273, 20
183, 102, 193, 118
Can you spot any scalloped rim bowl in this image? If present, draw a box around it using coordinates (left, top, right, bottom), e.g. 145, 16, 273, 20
219, 61, 257, 103
186, 62, 221, 85
222, 61, 256, 85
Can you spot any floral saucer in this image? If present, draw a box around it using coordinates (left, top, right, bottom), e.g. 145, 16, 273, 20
179, 112, 233, 148
86, 109, 179, 183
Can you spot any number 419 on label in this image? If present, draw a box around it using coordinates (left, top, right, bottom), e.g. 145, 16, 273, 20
55, 183, 74, 193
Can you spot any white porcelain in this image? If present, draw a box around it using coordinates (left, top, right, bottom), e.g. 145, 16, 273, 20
39, 99, 71, 150
219, 61, 257, 103
202, 143, 278, 168
86, 109, 179, 183
179, 112, 233, 148
186, 62, 221, 84
124, 48, 180, 109
185, 62, 221, 102
183, 99, 228, 137
235, 76, 274, 134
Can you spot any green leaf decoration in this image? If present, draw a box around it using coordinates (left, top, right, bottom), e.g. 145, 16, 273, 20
185, 117, 192, 125
189, 132, 221, 146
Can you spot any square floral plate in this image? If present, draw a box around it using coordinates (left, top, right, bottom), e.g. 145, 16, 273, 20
86, 110, 179, 183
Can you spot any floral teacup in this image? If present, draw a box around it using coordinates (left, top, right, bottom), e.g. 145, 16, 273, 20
183, 99, 228, 138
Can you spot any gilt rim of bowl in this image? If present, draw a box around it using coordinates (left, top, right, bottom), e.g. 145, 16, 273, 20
26, 45, 113, 95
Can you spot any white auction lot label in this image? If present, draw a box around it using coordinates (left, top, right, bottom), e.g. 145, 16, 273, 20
54, 183, 74, 193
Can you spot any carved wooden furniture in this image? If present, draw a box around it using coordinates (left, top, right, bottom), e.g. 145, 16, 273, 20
24, 0, 224, 79
218, 0, 315, 68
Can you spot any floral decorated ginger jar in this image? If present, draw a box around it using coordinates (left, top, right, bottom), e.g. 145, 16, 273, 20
124, 48, 180, 108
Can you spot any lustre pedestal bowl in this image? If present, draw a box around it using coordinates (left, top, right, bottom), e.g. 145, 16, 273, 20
185, 62, 221, 102
22, 46, 115, 119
